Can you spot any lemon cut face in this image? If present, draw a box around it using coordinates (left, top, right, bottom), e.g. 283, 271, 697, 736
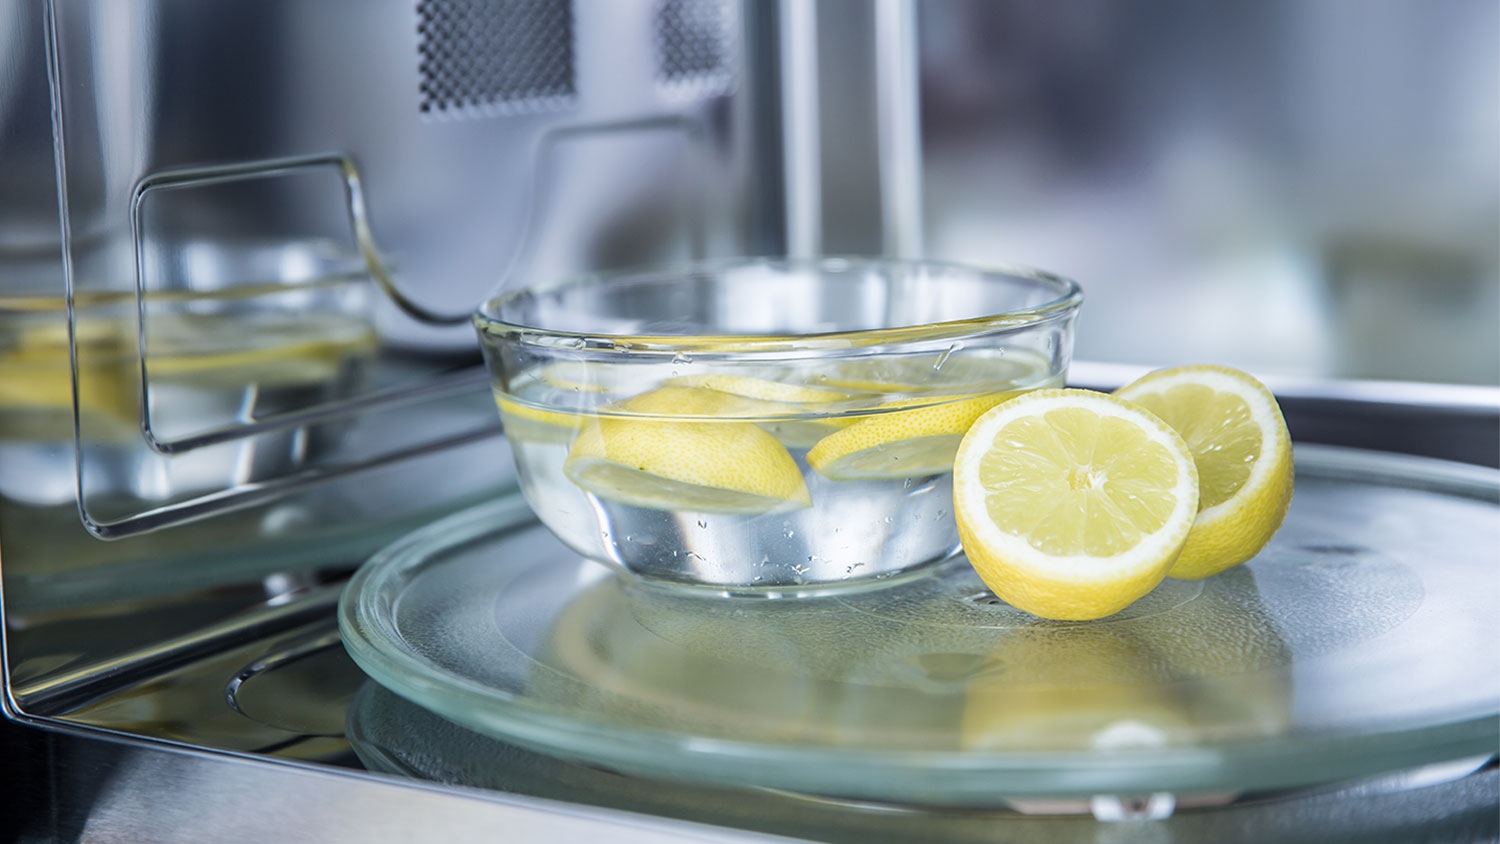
953, 389, 1199, 620
563, 386, 812, 515
1115, 366, 1293, 579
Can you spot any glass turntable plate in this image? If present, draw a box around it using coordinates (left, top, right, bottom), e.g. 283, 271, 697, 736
339, 445, 1500, 806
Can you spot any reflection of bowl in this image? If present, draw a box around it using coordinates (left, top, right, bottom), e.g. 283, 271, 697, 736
0, 238, 376, 508
473, 257, 1082, 592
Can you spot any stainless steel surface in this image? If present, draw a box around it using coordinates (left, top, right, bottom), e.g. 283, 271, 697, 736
13, 584, 342, 715
1, 717, 802, 844
1070, 361, 1500, 467
2, 645, 1495, 843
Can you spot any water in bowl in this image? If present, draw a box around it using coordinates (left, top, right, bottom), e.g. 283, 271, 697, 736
497, 350, 1061, 593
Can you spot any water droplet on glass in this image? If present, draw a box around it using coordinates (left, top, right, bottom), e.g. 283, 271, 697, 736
784, 528, 796, 538
932, 342, 963, 371
697, 519, 708, 529
672, 351, 692, 364
903, 479, 914, 489
567, 337, 585, 350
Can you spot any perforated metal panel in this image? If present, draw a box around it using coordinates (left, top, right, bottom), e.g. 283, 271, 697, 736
417, 0, 576, 117
654, 0, 735, 99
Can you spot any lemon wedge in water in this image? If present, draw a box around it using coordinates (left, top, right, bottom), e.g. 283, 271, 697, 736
564, 386, 811, 514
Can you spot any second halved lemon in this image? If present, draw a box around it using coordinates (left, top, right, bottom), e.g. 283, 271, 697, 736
953, 389, 1199, 620
1114, 365, 1293, 579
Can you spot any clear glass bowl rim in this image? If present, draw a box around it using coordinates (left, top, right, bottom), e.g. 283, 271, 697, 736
472, 255, 1083, 353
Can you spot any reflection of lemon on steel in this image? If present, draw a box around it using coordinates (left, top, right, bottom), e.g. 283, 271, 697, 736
806, 392, 1020, 481
563, 386, 811, 514
953, 389, 1199, 621
1115, 366, 1292, 579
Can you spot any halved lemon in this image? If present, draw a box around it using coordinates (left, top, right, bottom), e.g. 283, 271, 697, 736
1114, 365, 1293, 579
805, 392, 1022, 481
564, 386, 811, 514
953, 389, 1199, 620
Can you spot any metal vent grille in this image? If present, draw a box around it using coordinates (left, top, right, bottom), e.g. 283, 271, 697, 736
417, 0, 575, 117
654, 0, 735, 99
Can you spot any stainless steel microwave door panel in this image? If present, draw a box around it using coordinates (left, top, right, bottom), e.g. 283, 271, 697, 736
26, 0, 769, 539
416, 0, 578, 119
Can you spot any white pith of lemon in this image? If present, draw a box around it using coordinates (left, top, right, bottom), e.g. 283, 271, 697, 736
1114, 365, 1293, 579
953, 389, 1199, 621
563, 386, 811, 514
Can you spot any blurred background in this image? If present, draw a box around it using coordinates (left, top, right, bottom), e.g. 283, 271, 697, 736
825, 0, 1498, 385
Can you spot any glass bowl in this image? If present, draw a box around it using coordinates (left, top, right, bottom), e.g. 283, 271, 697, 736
473, 257, 1082, 594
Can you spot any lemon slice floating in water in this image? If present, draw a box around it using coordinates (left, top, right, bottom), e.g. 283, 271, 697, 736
1115, 365, 1293, 579
953, 389, 1199, 620
494, 394, 587, 444
564, 386, 812, 514
805, 392, 1021, 481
